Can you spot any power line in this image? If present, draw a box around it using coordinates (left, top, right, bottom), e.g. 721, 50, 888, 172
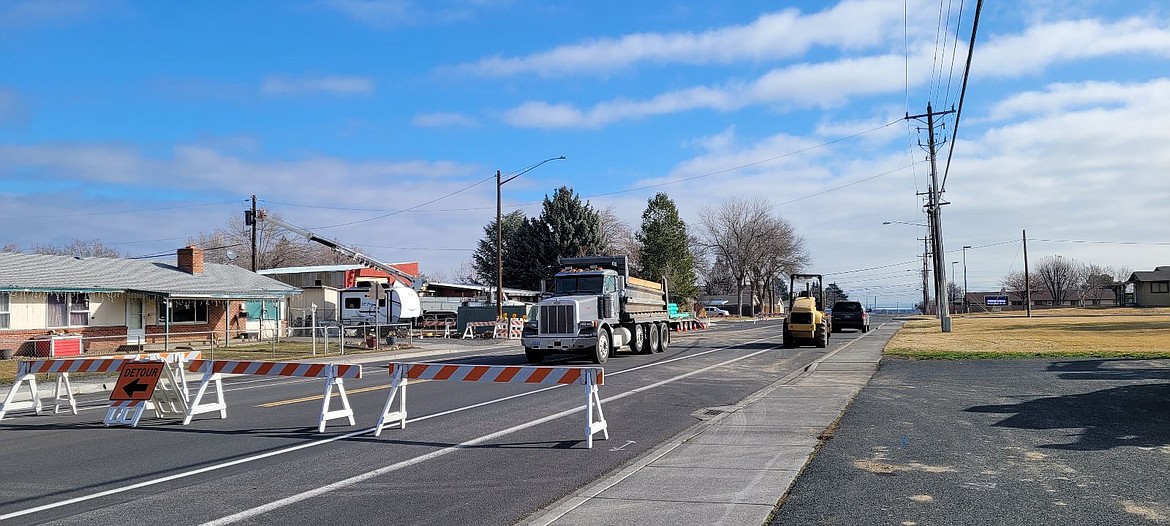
259, 119, 904, 217
940, 0, 983, 192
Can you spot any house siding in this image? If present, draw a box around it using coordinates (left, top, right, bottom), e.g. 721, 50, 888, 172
1134, 282, 1170, 307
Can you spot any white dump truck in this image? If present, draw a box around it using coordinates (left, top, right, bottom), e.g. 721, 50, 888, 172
521, 255, 670, 364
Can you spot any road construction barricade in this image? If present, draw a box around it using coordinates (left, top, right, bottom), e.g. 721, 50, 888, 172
0, 351, 200, 422
461, 321, 497, 339
375, 362, 608, 448
670, 319, 709, 332
184, 359, 363, 432
491, 317, 524, 340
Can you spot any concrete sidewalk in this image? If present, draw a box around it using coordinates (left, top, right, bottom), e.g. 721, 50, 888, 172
518, 322, 892, 526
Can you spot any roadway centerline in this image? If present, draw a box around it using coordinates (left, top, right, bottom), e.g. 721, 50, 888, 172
0, 326, 783, 522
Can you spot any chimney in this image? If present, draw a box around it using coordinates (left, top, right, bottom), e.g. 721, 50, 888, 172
177, 246, 205, 275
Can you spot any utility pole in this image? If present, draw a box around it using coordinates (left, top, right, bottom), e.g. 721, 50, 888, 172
921, 235, 930, 315
907, 103, 955, 332
250, 194, 258, 272
495, 170, 504, 319
1023, 229, 1032, 318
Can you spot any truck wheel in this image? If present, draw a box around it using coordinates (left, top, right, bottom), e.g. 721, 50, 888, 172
783, 324, 796, 348
815, 325, 828, 348
524, 347, 544, 363
591, 328, 611, 364
657, 323, 669, 352
630, 324, 646, 354
647, 324, 660, 354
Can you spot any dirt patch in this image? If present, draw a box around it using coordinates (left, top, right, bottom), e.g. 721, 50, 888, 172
1120, 500, 1169, 523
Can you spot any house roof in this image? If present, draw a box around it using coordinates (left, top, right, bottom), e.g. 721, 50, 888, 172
1128, 266, 1170, 283
0, 252, 301, 299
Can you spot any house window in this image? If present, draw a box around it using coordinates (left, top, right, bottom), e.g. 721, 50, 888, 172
161, 300, 209, 324
47, 293, 89, 327
0, 292, 9, 329
245, 300, 279, 320
1153, 282, 1170, 294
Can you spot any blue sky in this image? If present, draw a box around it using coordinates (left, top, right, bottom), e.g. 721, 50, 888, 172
2, 0, 1169, 308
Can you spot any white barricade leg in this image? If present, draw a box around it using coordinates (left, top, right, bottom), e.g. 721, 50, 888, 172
585, 374, 608, 449
183, 368, 227, 425
0, 373, 42, 420
318, 370, 357, 433
53, 373, 77, 415
462, 324, 473, 339
374, 371, 408, 437
104, 400, 149, 427
151, 362, 190, 419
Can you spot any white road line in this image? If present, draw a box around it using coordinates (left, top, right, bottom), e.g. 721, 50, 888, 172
1, 330, 780, 522
203, 343, 781, 525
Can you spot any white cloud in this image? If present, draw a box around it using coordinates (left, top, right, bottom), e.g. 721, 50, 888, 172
412, 111, 478, 128
976, 17, 1170, 78
260, 75, 375, 96
501, 49, 929, 129
462, 0, 933, 77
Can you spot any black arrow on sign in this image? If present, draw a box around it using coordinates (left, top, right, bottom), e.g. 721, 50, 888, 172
122, 378, 149, 398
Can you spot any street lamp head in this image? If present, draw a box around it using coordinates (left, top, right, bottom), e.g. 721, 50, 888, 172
962, 245, 972, 249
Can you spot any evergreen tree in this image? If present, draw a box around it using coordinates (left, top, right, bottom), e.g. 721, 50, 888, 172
471, 210, 526, 285
502, 217, 553, 291
495, 186, 603, 291
540, 186, 603, 259
636, 192, 698, 302
825, 283, 849, 306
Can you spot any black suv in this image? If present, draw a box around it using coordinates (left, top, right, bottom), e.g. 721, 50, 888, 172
830, 301, 869, 333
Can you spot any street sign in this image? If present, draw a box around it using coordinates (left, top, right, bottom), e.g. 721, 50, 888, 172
110, 362, 165, 401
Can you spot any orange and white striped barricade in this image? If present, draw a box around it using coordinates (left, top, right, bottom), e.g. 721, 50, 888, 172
183, 360, 363, 432
461, 321, 496, 339
375, 362, 608, 448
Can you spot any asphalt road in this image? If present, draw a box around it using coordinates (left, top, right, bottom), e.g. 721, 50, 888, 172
771, 357, 1170, 526
0, 319, 857, 525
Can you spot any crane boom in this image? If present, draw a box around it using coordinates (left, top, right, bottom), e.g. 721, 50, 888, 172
254, 210, 416, 284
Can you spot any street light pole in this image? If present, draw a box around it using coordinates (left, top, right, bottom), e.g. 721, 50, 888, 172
951, 260, 959, 310
962, 245, 972, 313
883, 220, 931, 315
496, 156, 566, 319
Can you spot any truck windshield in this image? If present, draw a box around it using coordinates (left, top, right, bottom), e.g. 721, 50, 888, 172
554, 275, 604, 295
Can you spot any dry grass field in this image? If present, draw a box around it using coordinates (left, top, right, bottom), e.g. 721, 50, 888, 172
886, 308, 1170, 359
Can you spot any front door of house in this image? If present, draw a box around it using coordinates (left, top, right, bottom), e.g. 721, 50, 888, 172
126, 295, 145, 344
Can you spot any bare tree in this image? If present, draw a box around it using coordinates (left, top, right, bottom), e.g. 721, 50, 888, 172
596, 205, 639, 270
1, 243, 19, 253
32, 239, 121, 258
699, 197, 807, 316
1000, 270, 1040, 306
1033, 256, 1081, 306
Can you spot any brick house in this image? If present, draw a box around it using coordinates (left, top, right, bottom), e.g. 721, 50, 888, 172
0, 247, 300, 356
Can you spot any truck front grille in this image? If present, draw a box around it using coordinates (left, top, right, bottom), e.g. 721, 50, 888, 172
540, 304, 575, 334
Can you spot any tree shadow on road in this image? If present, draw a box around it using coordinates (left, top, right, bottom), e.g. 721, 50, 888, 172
965, 382, 1170, 451
1046, 358, 1170, 381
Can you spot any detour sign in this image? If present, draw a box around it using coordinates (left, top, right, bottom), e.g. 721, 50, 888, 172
110, 362, 165, 401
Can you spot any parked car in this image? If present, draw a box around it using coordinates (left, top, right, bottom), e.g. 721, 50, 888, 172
830, 301, 869, 332
704, 305, 730, 317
